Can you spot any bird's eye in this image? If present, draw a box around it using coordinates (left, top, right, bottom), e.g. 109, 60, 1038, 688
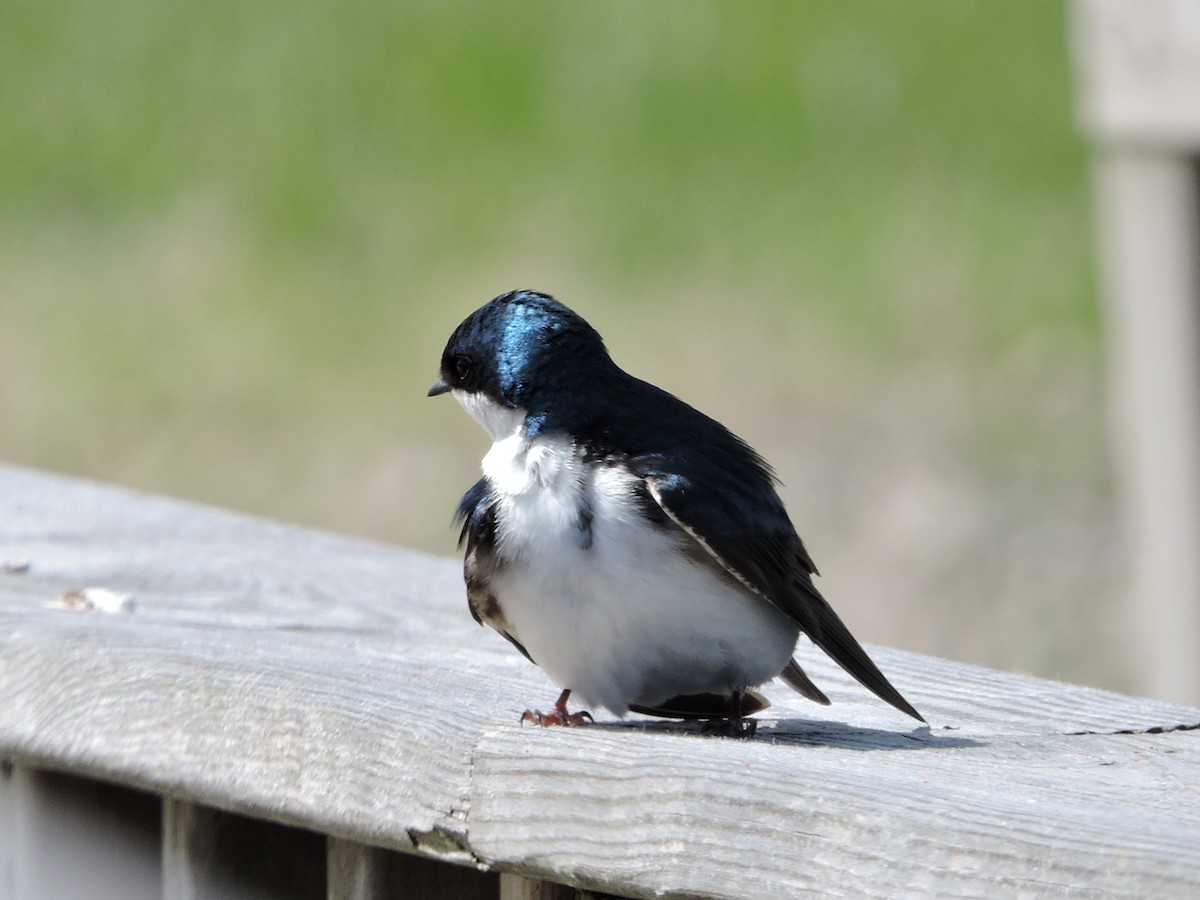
453, 355, 472, 379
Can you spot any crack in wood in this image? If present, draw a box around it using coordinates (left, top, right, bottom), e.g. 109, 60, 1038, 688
1066, 722, 1200, 736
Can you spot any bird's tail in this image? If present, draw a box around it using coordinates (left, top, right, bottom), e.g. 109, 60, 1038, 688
796, 585, 925, 722
779, 658, 831, 706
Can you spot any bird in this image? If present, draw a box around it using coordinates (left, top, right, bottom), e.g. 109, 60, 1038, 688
428, 289, 923, 734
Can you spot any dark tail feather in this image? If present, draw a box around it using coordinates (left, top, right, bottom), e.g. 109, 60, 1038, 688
780, 658, 831, 705
799, 587, 925, 723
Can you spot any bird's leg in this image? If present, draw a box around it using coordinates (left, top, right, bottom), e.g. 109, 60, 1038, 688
521, 689, 594, 727
701, 690, 758, 738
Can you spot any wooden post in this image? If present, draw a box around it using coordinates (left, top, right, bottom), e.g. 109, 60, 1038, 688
327, 839, 389, 900
162, 800, 221, 900
1093, 152, 1200, 702
498, 874, 579, 900
1072, 0, 1200, 704
0, 764, 160, 900
163, 798, 325, 900
326, 838, 498, 900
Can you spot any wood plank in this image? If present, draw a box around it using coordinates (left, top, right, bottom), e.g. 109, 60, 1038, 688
0, 463, 495, 861
1, 464, 1198, 898
470, 721, 1200, 897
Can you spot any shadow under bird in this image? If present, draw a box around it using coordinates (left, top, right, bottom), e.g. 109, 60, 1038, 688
429, 290, 924, 735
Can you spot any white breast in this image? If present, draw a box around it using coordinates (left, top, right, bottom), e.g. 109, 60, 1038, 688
456, 392, 799, 715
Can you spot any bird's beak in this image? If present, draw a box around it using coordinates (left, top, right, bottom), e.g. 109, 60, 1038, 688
427, 379, 451, 397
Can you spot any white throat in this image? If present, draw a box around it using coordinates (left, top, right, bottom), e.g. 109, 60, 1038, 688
452, 390, 526, 442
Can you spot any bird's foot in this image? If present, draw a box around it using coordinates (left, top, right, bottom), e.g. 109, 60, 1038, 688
701, 716, 758, 738
520, 689, 593, 727
700, 690, 758, 738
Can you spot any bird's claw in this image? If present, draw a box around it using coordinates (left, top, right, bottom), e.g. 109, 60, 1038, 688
520, 708, 593, 727
520, 689, 593, 727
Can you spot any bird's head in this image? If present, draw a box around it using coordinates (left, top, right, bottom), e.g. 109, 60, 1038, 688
428, 290, 613, 439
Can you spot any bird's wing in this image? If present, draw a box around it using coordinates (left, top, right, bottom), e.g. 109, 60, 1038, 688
635, 464, 923, 722
455, 478, 536, 665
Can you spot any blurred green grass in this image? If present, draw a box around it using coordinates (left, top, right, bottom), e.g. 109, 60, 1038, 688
1, 3, 1124, 691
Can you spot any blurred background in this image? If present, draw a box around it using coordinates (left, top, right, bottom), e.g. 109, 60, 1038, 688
0, 4, 1126, 692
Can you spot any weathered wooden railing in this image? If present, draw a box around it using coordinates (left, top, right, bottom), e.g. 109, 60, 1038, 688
1, 463, 1198, 898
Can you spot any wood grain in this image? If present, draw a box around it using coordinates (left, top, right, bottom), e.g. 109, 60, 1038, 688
1, 464, 1198, 898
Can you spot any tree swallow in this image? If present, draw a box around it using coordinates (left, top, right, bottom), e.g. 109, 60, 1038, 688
429, 290, 923, 734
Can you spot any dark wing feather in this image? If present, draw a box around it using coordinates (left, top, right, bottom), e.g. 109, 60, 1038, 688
454, 478, 536, 664
633, 458, 923, 723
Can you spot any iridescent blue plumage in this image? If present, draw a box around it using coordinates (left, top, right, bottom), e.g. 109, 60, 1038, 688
496, 294, 570, 399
